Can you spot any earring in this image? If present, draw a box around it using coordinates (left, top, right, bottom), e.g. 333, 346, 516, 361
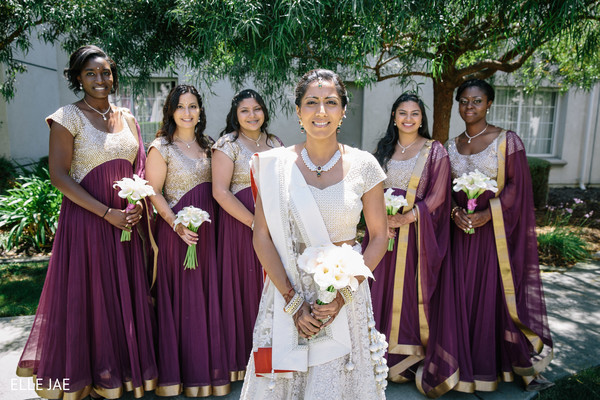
299, 120, 305, 134
487, 109, 490, 114
336, 120, 343, 134
419, 124, 422, 127
78, 83, 82, 90
393, 121, 397, 126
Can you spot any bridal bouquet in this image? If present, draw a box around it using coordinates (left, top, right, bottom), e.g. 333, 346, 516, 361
173, 206, 211, 270
113, 174, 155, 241
384, 188, 409, 251
452, 169, 498, 234
297, 244, 374, 305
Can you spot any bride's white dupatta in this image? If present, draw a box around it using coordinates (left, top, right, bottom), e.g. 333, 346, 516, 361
251, 147, 352, 374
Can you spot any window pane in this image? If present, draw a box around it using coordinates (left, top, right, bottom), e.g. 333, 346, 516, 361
489, 87, 556, 156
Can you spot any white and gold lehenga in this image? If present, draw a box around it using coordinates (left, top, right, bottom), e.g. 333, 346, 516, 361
240, 147, 387, 400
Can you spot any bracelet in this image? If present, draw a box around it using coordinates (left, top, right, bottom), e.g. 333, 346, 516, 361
283, 292, 304, 316
339, 286, 354, 304
102, 207, 111, 219
450, 206, 461, 221
411, 207, 418, 222
172, 222, 180, 232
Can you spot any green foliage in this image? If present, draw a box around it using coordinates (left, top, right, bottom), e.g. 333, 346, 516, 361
0, 156, 17, 194
0, 261, 47, 317
0, 168, 62, 252
538, 228, 589, 267
528, 156, 550, 209
538, 365, 600, 400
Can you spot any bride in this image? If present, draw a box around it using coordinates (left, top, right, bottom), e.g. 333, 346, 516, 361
240, 69, 389, 399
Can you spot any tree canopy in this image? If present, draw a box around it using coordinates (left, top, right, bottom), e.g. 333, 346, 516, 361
3, 0, 600, 141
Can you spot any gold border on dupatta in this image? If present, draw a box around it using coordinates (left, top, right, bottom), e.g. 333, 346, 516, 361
230, 370, 245, 382
416, 366, 460, 398
387, 140, 433, 381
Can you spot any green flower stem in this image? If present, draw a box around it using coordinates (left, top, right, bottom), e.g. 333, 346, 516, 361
183, 225, 199, 270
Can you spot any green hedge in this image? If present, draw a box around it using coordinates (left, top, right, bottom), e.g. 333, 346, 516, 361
528, 156, 551, 209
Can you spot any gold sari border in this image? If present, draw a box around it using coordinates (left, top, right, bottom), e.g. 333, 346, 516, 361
388, 354, 425, 381
230, 370, 245, 382
416, 366, 459, 399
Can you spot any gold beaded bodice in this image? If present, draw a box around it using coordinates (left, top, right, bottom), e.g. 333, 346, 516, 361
212, 133, 282, 194
307, 148, 386, 243
149, 137, 212, 208
46, 105, 139, 183
383, 154, 419, 191
447, 134, 500, 180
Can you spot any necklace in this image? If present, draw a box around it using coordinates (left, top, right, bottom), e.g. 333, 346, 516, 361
240, 131, 262, 147
83, 97, 111, 121
176, 136, 196, 149
397, 137, 419, 154
301, 147, 341, 178
464, 124, 488, 144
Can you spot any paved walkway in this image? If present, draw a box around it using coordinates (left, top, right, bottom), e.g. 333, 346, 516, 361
1, 262, 598, 400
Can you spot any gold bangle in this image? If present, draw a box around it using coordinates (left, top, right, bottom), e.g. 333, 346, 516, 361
283, 292, 303, 316
339, 286, 354, 304
450, 206, 461, 221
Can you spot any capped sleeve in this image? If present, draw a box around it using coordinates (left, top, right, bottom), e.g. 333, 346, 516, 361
212, 133, 240, 162
45, 104, 83, 137
360, 151, 387, 193
148, 137, 170, 164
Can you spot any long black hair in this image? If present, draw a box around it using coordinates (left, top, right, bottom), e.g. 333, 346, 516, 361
219, 89, 275, 146
156, 84, 212, 155
373, 92, 431, 170
64, 45, 118, 94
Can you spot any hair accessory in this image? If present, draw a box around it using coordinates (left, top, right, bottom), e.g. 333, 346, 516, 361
317, 76, 323, 88
83, 97, 111, 121
283, 292, 303, 316
301, 147, 341, 177
240, 131, 262, 147
464, 123, 488, 143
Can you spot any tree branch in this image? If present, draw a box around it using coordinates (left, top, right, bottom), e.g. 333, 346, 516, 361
0, 19, 43, 51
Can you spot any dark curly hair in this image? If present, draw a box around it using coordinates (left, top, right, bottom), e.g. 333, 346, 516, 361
373, 92, 431, 170
294, 69, 348, 108
156, 84, 212, 155
64, 45, 118, 95
219, 89, 275, 147
455, 79, 495, 102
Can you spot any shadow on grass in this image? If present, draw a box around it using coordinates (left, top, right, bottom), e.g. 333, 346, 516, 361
0, 262, 47, 317
536, 366, 600, 400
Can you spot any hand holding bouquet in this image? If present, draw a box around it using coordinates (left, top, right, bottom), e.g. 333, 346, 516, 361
452, 169, 498, 234
113, 174, 155, 241
173, 206, 211, 270
384, 188, 409, 251
297, 244, 374, 305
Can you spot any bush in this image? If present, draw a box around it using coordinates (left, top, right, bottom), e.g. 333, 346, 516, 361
538, 228, 589, 267
0, 168, 62, 252
0, 156, 17, 194
528, 156, 550, 209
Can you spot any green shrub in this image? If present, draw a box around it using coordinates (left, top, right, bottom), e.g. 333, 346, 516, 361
0, 156, 17, 194
537, 228, 589, 267
0, 168, 62, 252
528, 156, 551, 209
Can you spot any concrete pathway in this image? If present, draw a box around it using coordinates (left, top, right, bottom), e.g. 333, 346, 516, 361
1, 262, 598, 400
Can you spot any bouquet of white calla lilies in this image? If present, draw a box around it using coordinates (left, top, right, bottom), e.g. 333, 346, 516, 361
113, 174, 155, 241
298, 244, 374, 305
384, 188, 409, 251
452, 169, 498, 234
173, 206, 211, 269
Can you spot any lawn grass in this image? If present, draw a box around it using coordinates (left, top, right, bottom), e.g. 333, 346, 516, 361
537, 366, 600, 400
0, 262, 47, 317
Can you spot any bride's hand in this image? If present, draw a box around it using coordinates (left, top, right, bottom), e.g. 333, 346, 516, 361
293, 302, 322, 338
311, 293, 344, 328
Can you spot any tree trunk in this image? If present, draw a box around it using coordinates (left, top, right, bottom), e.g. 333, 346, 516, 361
431, 80, 456, 144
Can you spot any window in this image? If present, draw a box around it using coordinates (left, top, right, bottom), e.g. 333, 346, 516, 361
113, 79, 177, 144
488, 87, 558, 156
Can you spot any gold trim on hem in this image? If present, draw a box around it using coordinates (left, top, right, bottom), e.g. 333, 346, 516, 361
230, 370, 245, 382
156, 383, 182, 397
416, 367, 460, 398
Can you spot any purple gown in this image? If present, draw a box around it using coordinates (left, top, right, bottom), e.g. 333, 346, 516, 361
212, 133, 283, 380
365, 141, 462, 397
448, 130, 553, 392
149, 137, 230, 397
16, 105, 158, 399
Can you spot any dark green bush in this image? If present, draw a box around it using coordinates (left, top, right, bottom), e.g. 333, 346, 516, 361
0, 156, 17, 194
0, 167, 63, 252
528, 156, 551, 209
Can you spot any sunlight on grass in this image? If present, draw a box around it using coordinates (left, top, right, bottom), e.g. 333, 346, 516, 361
0, 262, 47, 317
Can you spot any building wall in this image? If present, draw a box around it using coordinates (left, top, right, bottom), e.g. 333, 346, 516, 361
1, 38, 599, 186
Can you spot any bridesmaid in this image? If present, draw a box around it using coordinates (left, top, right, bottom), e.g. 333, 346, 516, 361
212, 89, 283, 380
366, 93, 460, 397
16, 45, 157, 399
146, 84, 230, 397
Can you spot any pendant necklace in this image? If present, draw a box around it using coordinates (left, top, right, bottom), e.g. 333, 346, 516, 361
176, 136, 196, 149
301, 147, 341, 178
464, 124, 488, 144
83, 97, 111, 121
240, 131, 262, 147
397, 137, 419, 154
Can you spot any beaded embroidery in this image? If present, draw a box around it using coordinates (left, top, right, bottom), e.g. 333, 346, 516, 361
447, 136, 499, 180
383, 154, 419, 191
